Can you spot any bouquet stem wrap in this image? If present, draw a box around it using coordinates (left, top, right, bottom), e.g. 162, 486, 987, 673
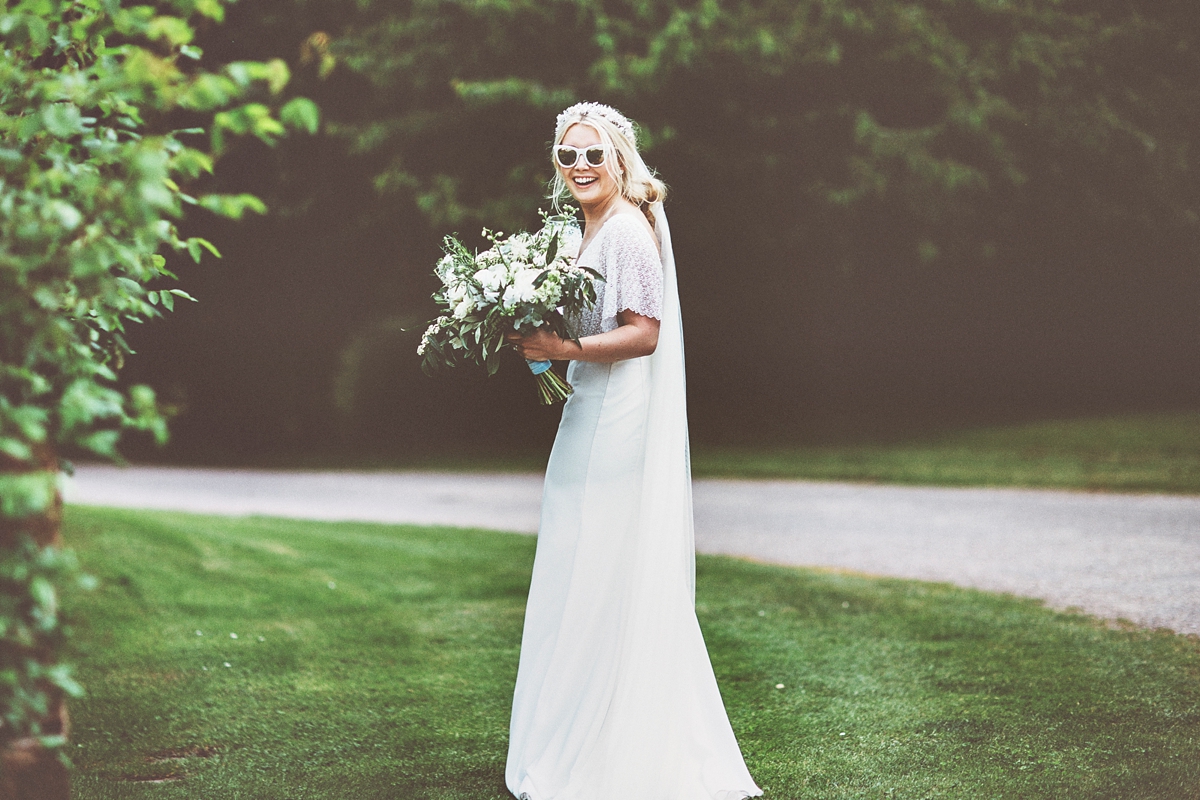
526, 359, 573, 405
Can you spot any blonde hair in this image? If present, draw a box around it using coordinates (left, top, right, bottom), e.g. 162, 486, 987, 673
550, 104, 667, 224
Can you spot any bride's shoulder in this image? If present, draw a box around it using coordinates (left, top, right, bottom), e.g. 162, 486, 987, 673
604, 210, 659, 253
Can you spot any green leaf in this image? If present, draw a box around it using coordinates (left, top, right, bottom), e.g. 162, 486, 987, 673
0, 438, 33, 461
43, 665, 83, 699
5, 13, 50, 51
37, 734, 70, 750
263, 59, 290, 95
197, 193, 267, 220
182, 236, 223, 261
0, 473, 58, 519
179, 73, 239, 111
115, 276, 142, 297
194, 0, 224, 22
4, 405, 49, 441
226, 60, 290, 95
146, 15, 193, 46
170, 147, 214, 178
59, 380, 124, 434
43, 200, 83, 230
29, 576, 56, 615
79, 429, 120, 458
280, 97, 320, 135
41, 103, 85, 137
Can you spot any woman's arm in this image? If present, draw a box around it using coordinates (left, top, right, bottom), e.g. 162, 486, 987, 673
507, 309, 660, 363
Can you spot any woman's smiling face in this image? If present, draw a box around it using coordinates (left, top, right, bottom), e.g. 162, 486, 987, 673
558, 123, 619, 208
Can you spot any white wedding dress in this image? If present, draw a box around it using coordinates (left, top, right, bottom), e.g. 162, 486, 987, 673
506, 205, 762, 800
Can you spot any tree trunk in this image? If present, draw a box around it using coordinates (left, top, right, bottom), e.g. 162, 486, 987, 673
0, 446, 71, 800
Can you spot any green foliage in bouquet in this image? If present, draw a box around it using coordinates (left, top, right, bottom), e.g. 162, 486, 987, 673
418, 209, 601, 403
0, 0, 315, 755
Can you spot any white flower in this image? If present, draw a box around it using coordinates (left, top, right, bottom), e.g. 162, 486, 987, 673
473, 266, 507, 302
534, 270, 562, 304
504, 268, 541, 307
417, 320, 441, 355
453, 298, 474, 319
507, 238, 531, 261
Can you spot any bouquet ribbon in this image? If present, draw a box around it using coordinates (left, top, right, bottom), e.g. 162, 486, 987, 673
524, 358, 573, 403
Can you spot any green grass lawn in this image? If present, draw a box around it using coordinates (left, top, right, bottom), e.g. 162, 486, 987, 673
691, 412, 1200, 493
65, 506, 1200, 799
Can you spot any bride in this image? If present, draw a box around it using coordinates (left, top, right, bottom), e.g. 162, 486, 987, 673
505, 102, 762, 800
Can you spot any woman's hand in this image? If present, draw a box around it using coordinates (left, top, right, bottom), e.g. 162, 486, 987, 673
506, 327, 578, 362
507, 311, 659, 364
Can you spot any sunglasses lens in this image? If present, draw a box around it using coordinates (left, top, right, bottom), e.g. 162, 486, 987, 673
585, 146, 606, 167
554, 147, 577, 168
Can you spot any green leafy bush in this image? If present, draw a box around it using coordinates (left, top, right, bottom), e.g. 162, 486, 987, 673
0, 0, 315, 752
0, 539, 92, 746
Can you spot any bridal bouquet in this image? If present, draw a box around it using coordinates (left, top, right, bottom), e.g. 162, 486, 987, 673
417, 209, 601, 404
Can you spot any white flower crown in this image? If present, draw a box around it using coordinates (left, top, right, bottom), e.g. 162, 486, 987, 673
556, 102, 635, 142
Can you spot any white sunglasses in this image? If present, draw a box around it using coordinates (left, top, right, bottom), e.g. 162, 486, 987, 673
554, 143, 609, 169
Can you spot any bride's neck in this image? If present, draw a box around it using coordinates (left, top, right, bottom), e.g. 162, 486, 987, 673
581, 194, 627, 229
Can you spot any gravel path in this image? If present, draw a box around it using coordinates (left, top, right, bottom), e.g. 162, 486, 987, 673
64, 465, 1200, 636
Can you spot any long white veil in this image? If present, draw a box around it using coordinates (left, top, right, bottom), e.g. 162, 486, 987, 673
641, 200, 697, 598
616, 201, 759, 799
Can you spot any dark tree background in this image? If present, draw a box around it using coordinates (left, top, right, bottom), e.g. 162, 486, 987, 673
121, 0, 1200, 463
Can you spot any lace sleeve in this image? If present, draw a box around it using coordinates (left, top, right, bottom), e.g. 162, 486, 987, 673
597, 214, 663, 333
